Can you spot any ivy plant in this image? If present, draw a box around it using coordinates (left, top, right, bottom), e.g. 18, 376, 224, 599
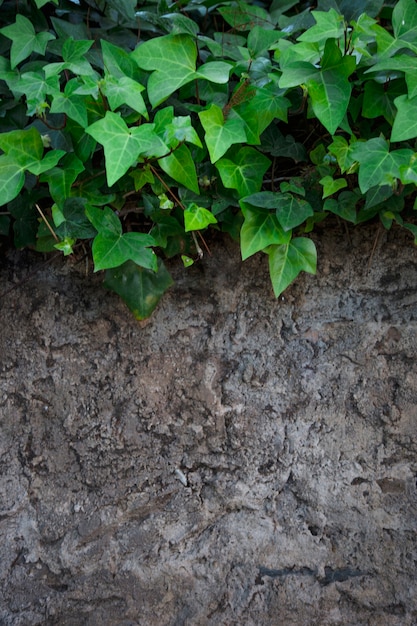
0, 0, 416, 318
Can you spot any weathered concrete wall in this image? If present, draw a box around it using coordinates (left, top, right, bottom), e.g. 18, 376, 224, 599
1, 224, 417, 625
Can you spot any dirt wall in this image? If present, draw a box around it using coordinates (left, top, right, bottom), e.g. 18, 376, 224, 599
1, 224, 417, 625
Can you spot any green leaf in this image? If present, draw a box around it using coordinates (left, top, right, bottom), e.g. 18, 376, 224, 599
199, 104, 247, 162
279, 39, 355, 134
184, 203, 217, 231
163, 115, 203, 149
130, 166, 155, 191
392, 0, 417, 44
102, 76, 148, 118
54, 237, 75, 256
297, 8, 345, 43
0, 14, 55, 69
86, 112, 165, 186
63, 38, 93, 62
351, 137, 414, 193
132, 35, 230, 108
34, 0, 58, 6
242, 191, 314, 231
107, 0, 136, 21
320, 175, 348, 198
391, 95, 417, 142
86, 206, 157, 272
218, 2, 274, 31
216, 147, 271, 197
86, 205, 121, 235
0, 156, 25, 207
104, 259, 174, 321
195, 61, 232, 84
50, 80, 89, 128
8, 193, 39, 247
55, 198, 97, 240
328, 136, 357, 173
91, 231, 158, 272
240, 204, 290, 260
181, 255, 194, 267
247, 26, 286, 56
323, 191, 358, 223
12, 71, 59, 116
0, 127, 43, 168
159, 144, 200, 194
40, 153, 85, 206
101, 40, 140, 80
132, 35, 197, 108
230, 84, 290, 144
362, 80, 401, 125
267, 238, 317, 297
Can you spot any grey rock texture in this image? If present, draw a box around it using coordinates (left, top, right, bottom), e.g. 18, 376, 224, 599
1, 224, 417, 625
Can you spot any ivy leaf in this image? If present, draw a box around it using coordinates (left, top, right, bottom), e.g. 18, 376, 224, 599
323, 191, 359, 223
279, 39, 355, 134
392, 0, 417, 45
163, 116, 203, 149
34, 0, 58, 6
86, 206, 157, 272
27, 150, 66, 176
132, 35, 197, 108
106, 0, 136, 21
216, 147, 271, 197
297, 8, 345, 43
351, 137, 414, 193
240, 204, 290, 260
184, 203, 218, 231
0, 156, 25, 207
92, 232, 158, 272
194, 61, 232, 84
0, 127, 43, 168
0, 15, 55, 69
267, 238, 317, 298
101, 40, 140, 80
199, 104, 247, 162
391, 95, 417, 142
45, 37, 96, 78
11, 71, 59, 116
230, 84, 290, 144
218, 2, 274, 31
362, 80, 401, 125
40, 153, 85, 206
102, 75, 148, 118
55, 197, 97, 239
159, 144, 200, 194
86, 112, 165, 186
319, 175, 348, 198
365, 56, 417, 99
242, 191, 314, 231
104, 259, 174, 321
328, 135, 357, 173
132, 35, 230, 108
130, 166, 155, 191
50, 80, 89, 127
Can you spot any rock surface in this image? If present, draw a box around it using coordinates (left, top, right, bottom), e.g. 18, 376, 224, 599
1, 224, 417, 625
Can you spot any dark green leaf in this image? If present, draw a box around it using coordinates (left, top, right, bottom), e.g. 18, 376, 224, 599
104, 259, 174, 320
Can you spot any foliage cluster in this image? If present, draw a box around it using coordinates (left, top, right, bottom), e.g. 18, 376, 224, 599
1, 0, 417, 318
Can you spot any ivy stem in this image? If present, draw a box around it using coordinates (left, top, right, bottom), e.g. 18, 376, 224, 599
149, 165, 205, 258
149, 165, 186, 210
35, 204, 59, 242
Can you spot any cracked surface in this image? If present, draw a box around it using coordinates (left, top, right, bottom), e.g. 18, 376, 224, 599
1, 224, 417, 625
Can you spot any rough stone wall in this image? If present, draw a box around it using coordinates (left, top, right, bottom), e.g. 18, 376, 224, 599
1, 225, 417, 625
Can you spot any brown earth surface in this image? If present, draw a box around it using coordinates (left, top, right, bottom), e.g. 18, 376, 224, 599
1, 224, 417, 625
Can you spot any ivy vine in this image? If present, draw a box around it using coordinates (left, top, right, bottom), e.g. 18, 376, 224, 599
1, 0, 416, 318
